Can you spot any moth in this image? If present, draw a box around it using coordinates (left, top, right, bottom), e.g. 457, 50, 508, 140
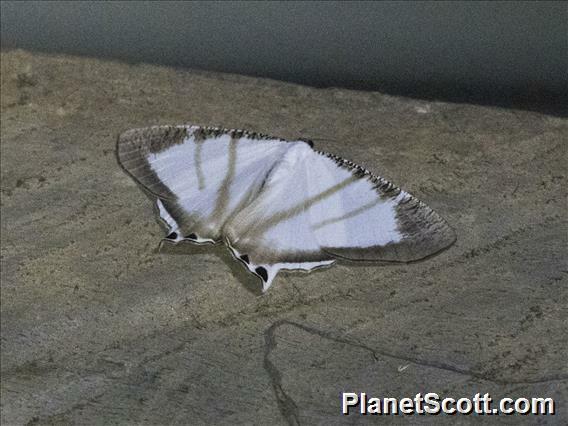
117, 125, 455, 291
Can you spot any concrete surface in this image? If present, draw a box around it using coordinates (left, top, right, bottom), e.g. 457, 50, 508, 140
1, 50, 566, 425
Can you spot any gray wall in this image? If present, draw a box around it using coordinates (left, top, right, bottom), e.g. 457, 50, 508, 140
2, 1, 566, 113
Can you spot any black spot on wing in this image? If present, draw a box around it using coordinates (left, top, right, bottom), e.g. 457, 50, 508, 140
166, 232, 178, 240
186, 233, 197, 240
255, 266, 268, 282
240, 254, 250, 264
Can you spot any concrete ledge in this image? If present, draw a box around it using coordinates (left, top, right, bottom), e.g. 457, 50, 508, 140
1, 50, 566, 424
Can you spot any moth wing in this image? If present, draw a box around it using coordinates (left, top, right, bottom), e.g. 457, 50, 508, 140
225, 146, 455, 289
307, 153, 456, 262
117, 126, 293, 242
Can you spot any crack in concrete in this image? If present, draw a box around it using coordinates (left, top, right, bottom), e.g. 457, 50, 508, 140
264, 321, 301, 426
263, 319, 568, 425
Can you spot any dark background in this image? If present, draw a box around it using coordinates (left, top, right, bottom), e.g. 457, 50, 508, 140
2, 1, 566, 115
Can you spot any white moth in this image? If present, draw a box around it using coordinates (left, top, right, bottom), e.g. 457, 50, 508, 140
117, 125, 455, 291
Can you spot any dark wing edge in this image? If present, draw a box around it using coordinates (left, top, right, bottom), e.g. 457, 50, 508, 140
116, 126, 190, 199
316, 151, 456, 263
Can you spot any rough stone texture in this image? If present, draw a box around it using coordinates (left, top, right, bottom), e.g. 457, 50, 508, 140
1, 50, 566, 425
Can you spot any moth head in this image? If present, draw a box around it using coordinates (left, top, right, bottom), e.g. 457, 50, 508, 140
298, 138, 314, 148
